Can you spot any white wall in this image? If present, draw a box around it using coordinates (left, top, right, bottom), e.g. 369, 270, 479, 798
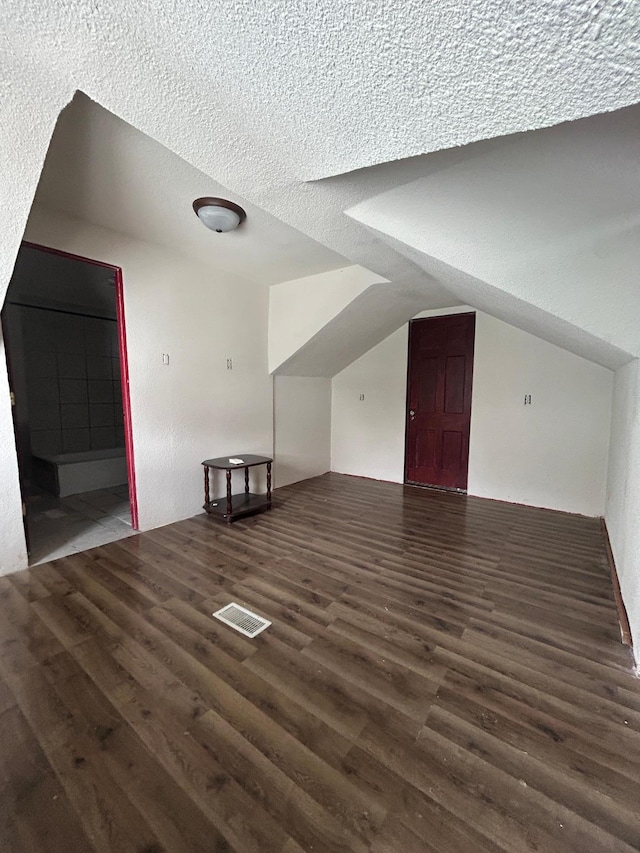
273, 376, 331, 488
468, 313, 612, 515
0, 77, 71, 577
12, 205, 273, 537
331, 326, 409, 484
0, 347, 28, 573
332, 310, 613, 517
268, 265, 386, 373
605, 359, 640, 647
345, 107, 640, 369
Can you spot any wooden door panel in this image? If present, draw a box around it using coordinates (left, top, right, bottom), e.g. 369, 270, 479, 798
405, 314, 475, 490
415, 429, 437, 469
417, 357, 439, 412
442, 430, 463, 472
444, 356, 466, 413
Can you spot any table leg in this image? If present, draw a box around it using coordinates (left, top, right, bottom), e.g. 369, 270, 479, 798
244, 467, 250, 494
266, 461, 272, 507
204, 466, 210, 508
226, 469, 233, 521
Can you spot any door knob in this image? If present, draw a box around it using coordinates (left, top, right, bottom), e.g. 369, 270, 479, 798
409, 409, 415, 418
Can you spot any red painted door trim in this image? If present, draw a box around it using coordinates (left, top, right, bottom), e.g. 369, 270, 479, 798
20, 241, 139, 529
113, 267, 139, 529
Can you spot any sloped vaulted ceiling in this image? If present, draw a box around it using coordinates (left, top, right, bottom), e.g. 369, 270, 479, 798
1, 0, 639, 371
5, 0, 637, 180
3, 0, 640, 212
32, 95, 348, 287
345, 104, 640, 369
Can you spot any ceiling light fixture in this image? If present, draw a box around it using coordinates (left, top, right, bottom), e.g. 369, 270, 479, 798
193, 197, 246, 233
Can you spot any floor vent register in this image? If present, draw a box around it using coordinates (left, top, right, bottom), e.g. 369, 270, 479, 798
212, 602, 271, 638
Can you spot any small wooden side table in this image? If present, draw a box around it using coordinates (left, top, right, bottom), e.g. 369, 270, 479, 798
202, 454, 273, 523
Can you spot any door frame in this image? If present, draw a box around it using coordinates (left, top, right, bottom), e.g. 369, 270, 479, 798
403, 312, 476, 492
18, 240, 139, 529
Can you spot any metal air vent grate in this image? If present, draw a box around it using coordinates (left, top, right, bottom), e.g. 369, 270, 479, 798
212, 602, 271, 638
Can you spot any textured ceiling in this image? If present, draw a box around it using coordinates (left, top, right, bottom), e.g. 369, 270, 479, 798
6, 0, 638, 181
1, 0, 640, 365
2, 0, 639, 214
33, 95, 347, 286
346, 105, 640, 367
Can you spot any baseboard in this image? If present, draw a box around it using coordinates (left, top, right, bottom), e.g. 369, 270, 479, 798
601, 518, 633, 648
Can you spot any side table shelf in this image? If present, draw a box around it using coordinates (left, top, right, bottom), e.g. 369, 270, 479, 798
202, 454, 272, 523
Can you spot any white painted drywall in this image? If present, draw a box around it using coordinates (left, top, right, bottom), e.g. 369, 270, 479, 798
332, 311, 613, 516
0, 76, 72, 577
17, 205, 273, 538
468, 314, 612, 516
345, 106, 640, 369
36, 95, 347, 287
331, 326, 409, 485
0, 344, 28, 574
605, 359, 640, 647
269, 266, 387, 373
273, 376, 331, 488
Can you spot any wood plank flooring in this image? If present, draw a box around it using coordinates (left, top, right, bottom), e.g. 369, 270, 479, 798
1, 472, 639, 852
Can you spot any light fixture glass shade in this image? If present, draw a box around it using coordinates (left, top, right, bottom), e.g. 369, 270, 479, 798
193, 197, 246, 233
196, 205, 240, 233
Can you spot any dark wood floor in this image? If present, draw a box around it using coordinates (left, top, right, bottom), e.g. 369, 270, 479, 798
1, 473, 639, 852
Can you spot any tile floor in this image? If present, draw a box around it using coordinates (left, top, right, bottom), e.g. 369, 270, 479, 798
26, 483, 136, 565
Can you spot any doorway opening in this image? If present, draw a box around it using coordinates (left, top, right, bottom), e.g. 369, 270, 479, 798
404, 313, 475, 491
2, 241, 138, 565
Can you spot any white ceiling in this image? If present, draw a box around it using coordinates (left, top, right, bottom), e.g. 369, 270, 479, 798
346, 105, 640, 367
33, 95, 347, 286
2, 0, 640, 368
8, 0, 637, 182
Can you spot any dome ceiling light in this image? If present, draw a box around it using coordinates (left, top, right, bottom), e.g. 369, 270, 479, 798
193, 197, 247, 233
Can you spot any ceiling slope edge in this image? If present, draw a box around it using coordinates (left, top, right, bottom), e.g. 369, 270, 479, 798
273, 280, 461, 378
351, 225, 634, 371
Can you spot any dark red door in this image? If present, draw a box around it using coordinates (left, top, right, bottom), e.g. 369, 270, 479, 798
405, 313, 475, 490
